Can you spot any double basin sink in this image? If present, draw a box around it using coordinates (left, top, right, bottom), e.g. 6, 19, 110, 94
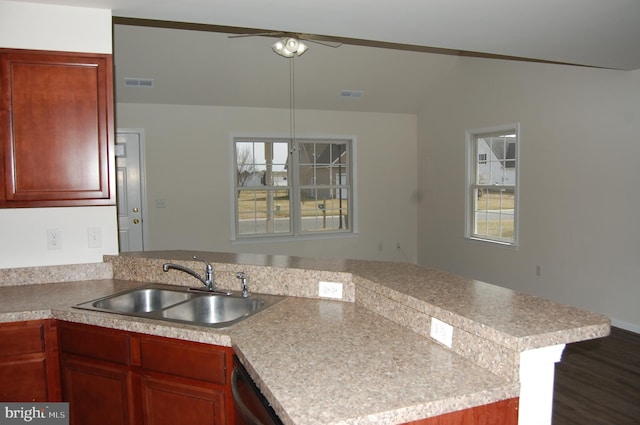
74, 284, 285, 328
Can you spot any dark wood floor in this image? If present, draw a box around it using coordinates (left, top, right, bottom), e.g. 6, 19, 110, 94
552, 327, 640, 425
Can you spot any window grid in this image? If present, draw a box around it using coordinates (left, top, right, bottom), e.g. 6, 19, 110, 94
466, 126, 518, 246
233, 137, 352, 239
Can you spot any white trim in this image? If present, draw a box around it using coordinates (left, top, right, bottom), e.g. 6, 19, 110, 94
610, 318, 640, 334
518, 344, 565, 425
231, 231, 359, 245
464, 123, 520, 247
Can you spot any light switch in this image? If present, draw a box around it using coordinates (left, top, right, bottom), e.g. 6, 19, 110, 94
88, 227, 102, 248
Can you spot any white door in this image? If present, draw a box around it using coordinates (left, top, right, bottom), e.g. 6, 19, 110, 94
116, 130, 145, 252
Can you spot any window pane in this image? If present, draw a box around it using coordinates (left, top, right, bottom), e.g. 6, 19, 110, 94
237, 189, 290, 235
473, 187, 514, 240
476, 134, 516, 186
236, 141, 289, 187
299, 191, 349, 232
299, 142, 349, 185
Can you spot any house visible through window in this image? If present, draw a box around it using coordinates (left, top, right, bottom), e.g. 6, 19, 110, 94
233, 137, 353, 239
466, 125, 519, 245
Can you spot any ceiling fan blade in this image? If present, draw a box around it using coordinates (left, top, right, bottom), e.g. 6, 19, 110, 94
228, 32, 343, 48
304, 37, 343, 48
227, 32, 285, 39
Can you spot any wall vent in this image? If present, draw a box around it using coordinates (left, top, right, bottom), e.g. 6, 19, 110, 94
124, 77, 155, 88
340, 89, 364, 98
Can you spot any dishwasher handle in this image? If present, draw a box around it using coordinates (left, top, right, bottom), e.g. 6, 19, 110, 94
231, 368, 264, 425
231, 359, 283, 425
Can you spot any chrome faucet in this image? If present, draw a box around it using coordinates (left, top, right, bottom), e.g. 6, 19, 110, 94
162, 256, 215, 291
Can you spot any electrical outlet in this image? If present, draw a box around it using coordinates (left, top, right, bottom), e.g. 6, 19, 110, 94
47, 228, 62, 250
318, 281, 343, 299
430, 317, 453, 348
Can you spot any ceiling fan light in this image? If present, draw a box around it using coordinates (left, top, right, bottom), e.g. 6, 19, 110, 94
272, 40, 284, 55
296, 41, 308, 56
285, 37, 299, 50
272, 37, 308, 58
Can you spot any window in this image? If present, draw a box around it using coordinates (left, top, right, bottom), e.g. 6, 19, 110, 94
233, 137, 354, 239
465, 125, 519, 246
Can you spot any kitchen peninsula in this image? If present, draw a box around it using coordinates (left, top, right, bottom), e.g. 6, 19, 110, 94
0, 251, 610, 425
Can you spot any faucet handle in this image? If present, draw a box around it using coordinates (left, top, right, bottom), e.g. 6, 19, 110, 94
192, 256, 212, 270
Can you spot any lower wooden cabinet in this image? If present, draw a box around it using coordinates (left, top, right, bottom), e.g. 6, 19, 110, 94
62, 357, 136, 425
58, 321, 234, 425
141, 376, 226, 425
0, 319, 60, 402
402, 398, 519, 425
55, 321, 516, 425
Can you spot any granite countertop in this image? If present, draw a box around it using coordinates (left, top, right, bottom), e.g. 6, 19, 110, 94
0, 251, 611, 424
230, 297, 517, 424
0, 279, 518, 424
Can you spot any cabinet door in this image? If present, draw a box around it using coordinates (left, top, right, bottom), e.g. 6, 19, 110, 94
0, 357, 48, 401
0, 49, 114, 207
141, 376, 226, 425
0, 320, 60, 402
61, 357, 136, 425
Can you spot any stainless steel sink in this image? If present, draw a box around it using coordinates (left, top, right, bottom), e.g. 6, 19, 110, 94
73, 284, 285, 328
91, 288, 193, 313
161, 295, 264, 326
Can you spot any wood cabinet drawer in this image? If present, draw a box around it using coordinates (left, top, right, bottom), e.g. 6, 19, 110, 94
59, 322, 130, 365
0, 321, 44, 357
140, 337, 227, 385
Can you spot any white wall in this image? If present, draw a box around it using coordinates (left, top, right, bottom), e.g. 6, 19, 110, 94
116, 103, 418, 262
0, 1, 112, 54
418, 57, 640, 331
0, 1, 118, 269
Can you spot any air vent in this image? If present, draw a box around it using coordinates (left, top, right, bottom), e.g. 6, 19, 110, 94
124, 77, 155, 88
340, 90, 364, 98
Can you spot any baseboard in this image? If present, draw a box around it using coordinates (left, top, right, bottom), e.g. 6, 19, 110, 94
610, 318, 640, 334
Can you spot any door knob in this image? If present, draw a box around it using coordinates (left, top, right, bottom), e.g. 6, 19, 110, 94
133, 219, 140, 224
132, 207, 139, 213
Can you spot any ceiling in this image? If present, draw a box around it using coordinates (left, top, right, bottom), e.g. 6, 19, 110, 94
18, 0, 640, 70
112, 23, 460, 113
15, 0, 640, 113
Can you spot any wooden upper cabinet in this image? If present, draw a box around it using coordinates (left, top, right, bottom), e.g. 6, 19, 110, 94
0, 48, 115, 207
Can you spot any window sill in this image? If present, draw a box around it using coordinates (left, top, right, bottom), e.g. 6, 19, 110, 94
232, 232, 358, 245
465, 236, 518, 249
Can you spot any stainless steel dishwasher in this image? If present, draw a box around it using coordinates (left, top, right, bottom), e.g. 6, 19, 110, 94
231, 356, 284, 425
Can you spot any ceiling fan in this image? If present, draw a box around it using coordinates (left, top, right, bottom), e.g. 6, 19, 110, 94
228, 32, 342, 57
